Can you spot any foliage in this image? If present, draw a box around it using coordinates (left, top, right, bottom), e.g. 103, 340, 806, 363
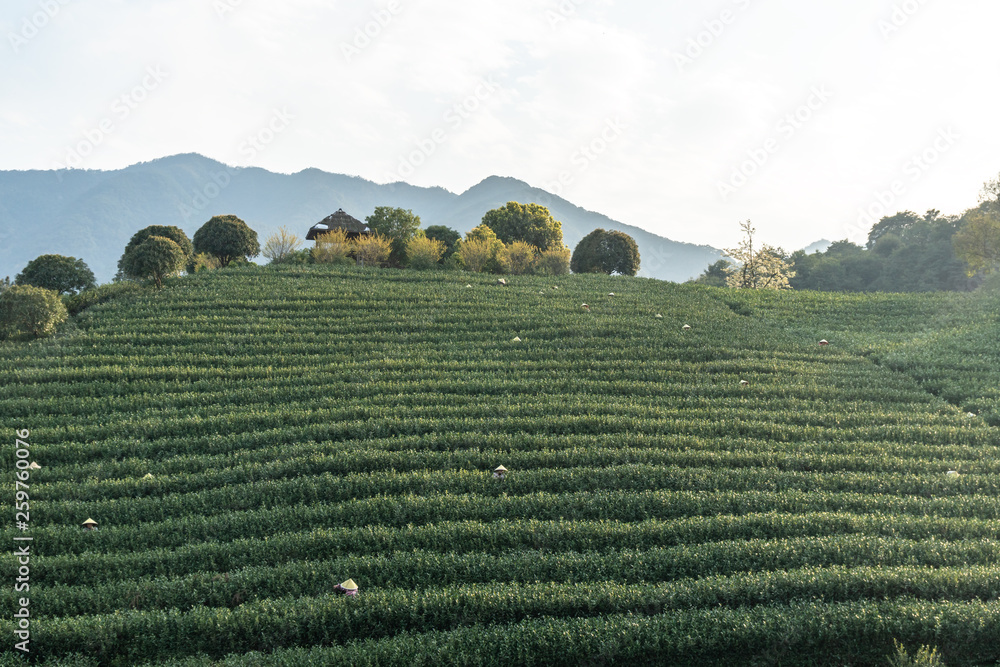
481, 201, 564, 251
690, 259, 731, 287
533, 246, 571, 276
0, 276, 9, 293
312, 229, 353, 265
460, 224, 504, 273
63, 282, 145, 316
187, 252, 223, 274
193, 215, 260, 267
887, 639, 946, 667
352, 233, 392, 267
570, 228, 641, 276
406, 235, 446, 270
120, 236, 188, 288
423, 225, 461, 261
499, 240, 537, 275
953, 206, 1000, 276
365, 207, 422, 267
262, 226, 303, 263
0, 284, 67, 339
14, 254, 96, 295
725, 220, 794, 290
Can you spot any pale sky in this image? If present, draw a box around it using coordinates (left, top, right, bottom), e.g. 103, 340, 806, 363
2, 0, 998, 251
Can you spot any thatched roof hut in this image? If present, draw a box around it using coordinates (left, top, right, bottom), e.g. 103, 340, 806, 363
306, 209, 370, 241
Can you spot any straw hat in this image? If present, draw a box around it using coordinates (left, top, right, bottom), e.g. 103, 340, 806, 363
143, 473, 154, 479
340, 579, 358, 590
494, 465, 508, 473
82, 518, 98, 527
27, 462, 41, 470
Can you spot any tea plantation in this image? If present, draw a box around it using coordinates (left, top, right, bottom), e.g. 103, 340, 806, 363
3, 264, 1000, 666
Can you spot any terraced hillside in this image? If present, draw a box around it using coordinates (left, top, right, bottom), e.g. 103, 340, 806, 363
2, 265, 1000, 666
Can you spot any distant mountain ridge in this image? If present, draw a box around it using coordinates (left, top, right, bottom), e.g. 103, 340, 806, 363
0, 153, 722, 282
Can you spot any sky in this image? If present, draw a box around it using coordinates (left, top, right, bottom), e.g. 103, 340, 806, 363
1, 0, 998, 251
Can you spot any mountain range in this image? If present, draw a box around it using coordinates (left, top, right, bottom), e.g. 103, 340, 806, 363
0, 153, 723, 283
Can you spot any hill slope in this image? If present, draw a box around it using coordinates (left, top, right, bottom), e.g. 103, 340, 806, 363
0, 154, 721, 283
1, 267, 999, 666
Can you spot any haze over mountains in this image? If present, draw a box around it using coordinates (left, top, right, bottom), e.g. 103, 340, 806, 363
0, 153, 723, 283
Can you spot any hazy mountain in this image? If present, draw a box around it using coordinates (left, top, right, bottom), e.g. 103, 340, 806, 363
800, 239, 833, 255
0, 154, 721, 283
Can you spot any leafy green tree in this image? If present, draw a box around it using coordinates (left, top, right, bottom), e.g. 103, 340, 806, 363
691, 259, 731, 287
570, 229, 641, 276
461, 224, 505, 273
119, 236, 188, 288
423, 225, 461, 261
365, 207, 421, 267
954, 205, 1000, 276
15, 254, 95, 295
724, 220, 794, 290
866, 211, 921, 249
0, 285, 67, 339
193, 215, 260, 267
481, 202, 563, 251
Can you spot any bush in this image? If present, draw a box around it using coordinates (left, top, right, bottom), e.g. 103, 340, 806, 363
499, 241, 538, 275
534, 246, 571, 276
353, 234, 392, 267
187, 253, 223, 274
64, 282, 145, 316
15, 254, 96, 295
571, 229, 640, 276
423, 225, 461, 260
274, 248, 313, 266
312, 230, 353, 265
120, 236, 188, 288
407, 235, 446, 270
0, 285, 68, 339
262, 227, 303, 263
457, 239, 494, 273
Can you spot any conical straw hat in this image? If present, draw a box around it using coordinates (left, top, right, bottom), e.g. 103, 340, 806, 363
82, 518, 98, 526
340, 579, 358, 590
494, 465, 508, 473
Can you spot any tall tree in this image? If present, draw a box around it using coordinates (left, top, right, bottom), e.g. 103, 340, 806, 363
481, 202, 563, 251
570, 229, 640, 276
193, 215, 260, 267
119, 236, 188, 288
725, 220, 794, 290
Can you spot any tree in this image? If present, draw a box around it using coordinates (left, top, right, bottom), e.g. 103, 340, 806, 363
460, 224, 504, 273
691, 259, 731, 287
724, 220, 794, 290
352, 233, 392, 267
423, 225, 461, 261
193, 215, 260, 267
262, 226, 302, 263
15, 255, 95, 295
481, 201, 563, 251
954, 206, 1000, 276
866, 211, 921, 249
499, 241, 537, 275
119, 236, 187, 288
406, 235, 446, 270
570, 229, 641, 276
0, 285, 67, 339
365, 207, 421, 267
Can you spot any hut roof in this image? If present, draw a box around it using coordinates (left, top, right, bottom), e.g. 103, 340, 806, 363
306, 209, 370, 240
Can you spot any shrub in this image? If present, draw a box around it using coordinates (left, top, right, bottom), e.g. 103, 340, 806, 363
534, 246, 571, 276
407, 235, 446, 270
353, 234, 392, 267
0, 285, 68, 339
64, 282, 145, 316
263, 226, 303, 263
423, 225, 461, 261
499, 241, 538, 275
15, 254, 96, 295
188, 253, 223, 274
457, 239, 495, 273
312, 230, 353, 265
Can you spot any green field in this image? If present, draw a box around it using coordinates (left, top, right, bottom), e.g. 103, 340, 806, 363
3, 264, 1000, 666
